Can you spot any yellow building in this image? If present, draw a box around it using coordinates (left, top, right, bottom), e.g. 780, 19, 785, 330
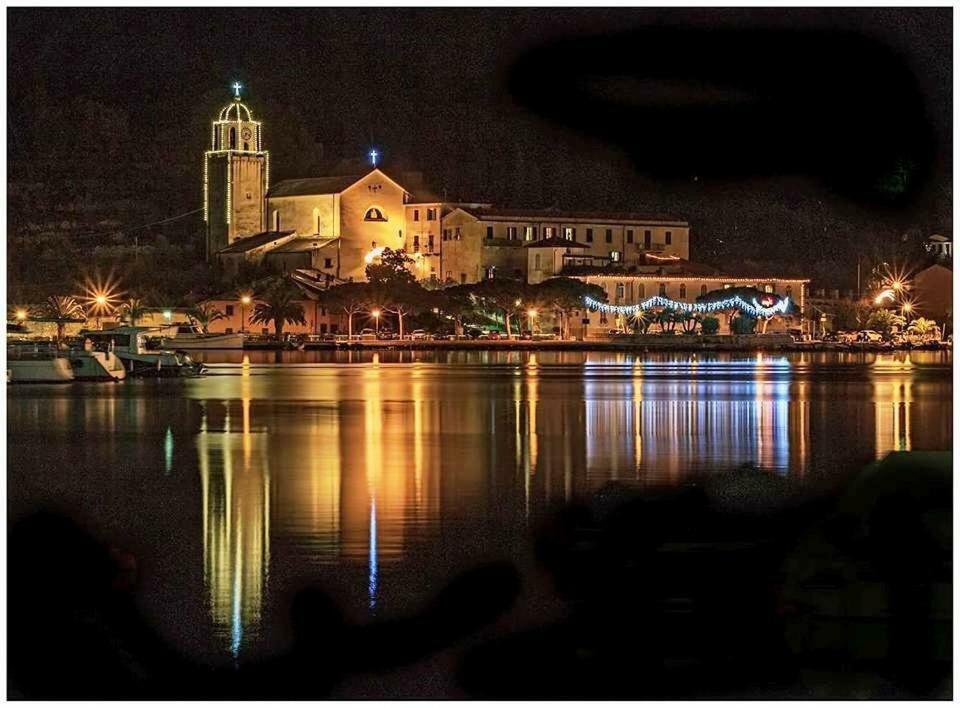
441, 207, 690, 285
575, 269, 809, 337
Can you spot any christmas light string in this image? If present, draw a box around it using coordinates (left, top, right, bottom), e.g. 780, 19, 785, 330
582, 294, 791, 319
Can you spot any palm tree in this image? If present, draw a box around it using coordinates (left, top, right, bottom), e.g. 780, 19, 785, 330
42, 296, 85, 343
250, 281, 306, 339
188, 302, 226, 333
907, 317, 938, 339
119, 297, 148, 326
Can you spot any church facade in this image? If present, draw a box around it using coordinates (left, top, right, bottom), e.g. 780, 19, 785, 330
203, 92, 694, 287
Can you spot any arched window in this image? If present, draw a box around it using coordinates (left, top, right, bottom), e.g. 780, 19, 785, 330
272, 209, 281, 232
229, 127, 237, 150
700, 284, 708, 296
679, 283, 687, 299
364, 207, 386, 222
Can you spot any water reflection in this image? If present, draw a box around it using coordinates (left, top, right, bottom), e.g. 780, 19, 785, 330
7, 351, 951, 661
198, 398, 270, 658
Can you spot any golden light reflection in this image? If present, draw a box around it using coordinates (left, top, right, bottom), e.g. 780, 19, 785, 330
873, 353, 914, 455
198, 401, 269, 658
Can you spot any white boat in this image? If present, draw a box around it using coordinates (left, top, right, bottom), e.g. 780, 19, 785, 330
7, 343, 75, 383
66, 340, 127, 381
81, 327, 206, 377
159, 324, 245, 350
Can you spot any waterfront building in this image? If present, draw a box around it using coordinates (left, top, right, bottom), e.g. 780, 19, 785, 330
200, 87, 807, 333
911, 263, 952, 324
573, 264, 809, 337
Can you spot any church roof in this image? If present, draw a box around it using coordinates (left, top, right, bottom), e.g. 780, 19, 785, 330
218, 230, 296, 254
524, 237, 589, 249
456, 206, 687, 225
268, 176, 364, 198
267, 237, 341, 253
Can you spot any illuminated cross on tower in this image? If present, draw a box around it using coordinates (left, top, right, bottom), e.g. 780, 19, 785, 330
232, 81, 243, 99
369, 148, 379, 167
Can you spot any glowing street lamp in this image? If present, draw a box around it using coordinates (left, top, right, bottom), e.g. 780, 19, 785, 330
371, 308, 381, 334
240, 293, 252, 334
527, 307, 538, 333
14, 309, 27, 323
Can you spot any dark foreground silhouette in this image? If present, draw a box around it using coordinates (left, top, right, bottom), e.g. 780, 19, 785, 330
8, 453, 951, 699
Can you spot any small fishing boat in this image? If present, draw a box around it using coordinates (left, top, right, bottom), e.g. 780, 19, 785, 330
159, 323, 245, 350
81, 327, 206, 377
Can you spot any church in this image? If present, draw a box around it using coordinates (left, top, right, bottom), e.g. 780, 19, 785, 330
203, 88, 698, 287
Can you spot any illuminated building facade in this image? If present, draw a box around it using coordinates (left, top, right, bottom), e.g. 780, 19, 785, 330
204, 93, 269, 259
576, 271, 809, 336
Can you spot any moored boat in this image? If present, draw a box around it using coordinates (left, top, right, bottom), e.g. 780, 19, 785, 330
81, 327, 206, 377
159, 324, 245, 350
7, 343, 75, 383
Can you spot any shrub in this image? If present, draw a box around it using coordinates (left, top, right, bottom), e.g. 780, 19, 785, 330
700, 316, 720, 335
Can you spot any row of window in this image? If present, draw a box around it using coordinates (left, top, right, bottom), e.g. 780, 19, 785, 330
611, 283, 792, 299
411, 208, 438, 222
483, 224, 672, 247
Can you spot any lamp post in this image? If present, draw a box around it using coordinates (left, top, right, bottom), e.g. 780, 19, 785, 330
527, 308, 538, 334
901, 301, 913, 322
15, 309, 27, 324
240, 295, 251, 334
372, 308, 381, 335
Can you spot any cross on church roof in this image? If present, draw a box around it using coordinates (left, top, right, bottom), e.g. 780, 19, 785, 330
232, 81, 243, 99
369, 148, 379, 167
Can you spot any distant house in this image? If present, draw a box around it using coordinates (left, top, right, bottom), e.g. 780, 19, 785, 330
911, 263, 952, 323
925, 234, 952, 262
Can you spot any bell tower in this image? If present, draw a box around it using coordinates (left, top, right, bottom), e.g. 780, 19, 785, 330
204, 83, 269, 260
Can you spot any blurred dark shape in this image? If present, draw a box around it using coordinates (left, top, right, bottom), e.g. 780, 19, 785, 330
7, 510, 521, 699
458, 455, 951, 699
7, 453, 950, 699
508, 26, 935, 206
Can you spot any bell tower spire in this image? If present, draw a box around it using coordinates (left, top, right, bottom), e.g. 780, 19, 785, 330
203, 83, 270, 260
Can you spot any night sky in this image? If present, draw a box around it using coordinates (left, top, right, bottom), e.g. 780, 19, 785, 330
7, 7, 952, 286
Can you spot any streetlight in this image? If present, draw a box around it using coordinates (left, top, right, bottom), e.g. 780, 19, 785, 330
371, 308, 381, 335
14, 309, 27, 323
527, 307, 538, 333
901, 301, 913, 321
240, 294, 252, 334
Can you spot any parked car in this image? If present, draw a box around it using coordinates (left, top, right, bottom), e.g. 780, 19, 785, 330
359, 328, 377, 341
856, 330, 883, 343
410, 329, 428, 340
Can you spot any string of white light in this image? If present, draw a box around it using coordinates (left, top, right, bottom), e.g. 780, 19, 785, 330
582, 294, 791, 319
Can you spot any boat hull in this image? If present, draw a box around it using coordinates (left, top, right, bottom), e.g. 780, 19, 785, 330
67, 351, 127, 381
7, 358, 75, 383
159, 333, 245, 349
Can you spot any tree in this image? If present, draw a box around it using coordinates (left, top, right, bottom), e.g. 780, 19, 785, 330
535, 277, 607, 339
188, 302, 225, 333
437, 283, 481, 337
470, 278, 526, 336
250, 280, 306, 339
41, 296, 85, 343
322, 282, 370, 338
657, 308, 679, 334
865, 308, 900, 334
365, 247, 416, 287
831, 300, 867, 331
118, 297, 148, 326
907, 317, 938, 339
700, 316, 720, 335
678, 311, 699, 334
731, 314, 758, 335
